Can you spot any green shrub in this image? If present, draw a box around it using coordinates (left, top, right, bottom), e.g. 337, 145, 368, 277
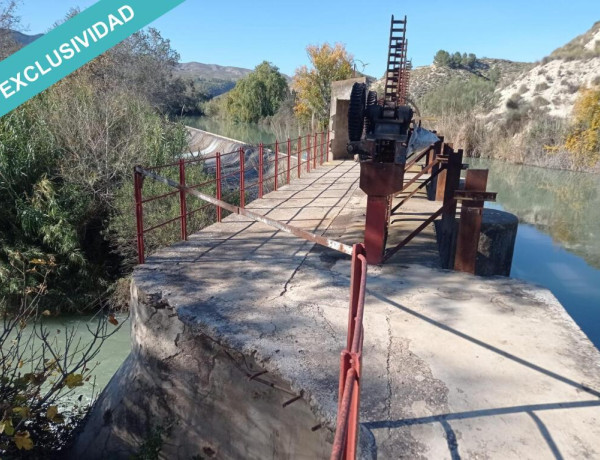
419, 76, 496, 115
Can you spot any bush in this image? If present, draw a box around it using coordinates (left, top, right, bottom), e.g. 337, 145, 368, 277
0, 21, 191, 312
535, 82, 549, 92
419, 76, 496, 115
565, 86, 600, 166
506, 94, 521, 110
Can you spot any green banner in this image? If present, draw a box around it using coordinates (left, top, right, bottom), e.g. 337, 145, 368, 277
0, 0, 185, 117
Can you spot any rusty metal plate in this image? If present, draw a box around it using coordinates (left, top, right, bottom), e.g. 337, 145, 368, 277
359, 162, 405, 196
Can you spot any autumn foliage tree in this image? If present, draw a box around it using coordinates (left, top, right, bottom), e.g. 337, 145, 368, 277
565, 86, 600, 166
292, 43, 353, 129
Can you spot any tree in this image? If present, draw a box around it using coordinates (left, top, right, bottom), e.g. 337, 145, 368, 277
0, 0, 21, 60
225, 61, 288, 123
292, 43, 353, 129
465, 53, 477, 69
433, 50, 450, 67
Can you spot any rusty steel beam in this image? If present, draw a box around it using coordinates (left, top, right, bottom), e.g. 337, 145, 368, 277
135, 166, 354, 256
454, 169, 492, 274
454, 190, 497, 202
364, 195, 390, 265
439, 148, 463, 269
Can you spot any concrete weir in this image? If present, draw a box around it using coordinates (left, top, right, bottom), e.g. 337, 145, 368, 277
72, 160, 600, 459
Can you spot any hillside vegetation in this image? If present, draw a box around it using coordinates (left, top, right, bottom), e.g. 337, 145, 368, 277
409, 23, 600, 172
547, 20, 600, 61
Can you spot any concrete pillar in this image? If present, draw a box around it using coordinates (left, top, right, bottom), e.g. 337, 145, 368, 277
329, 77, 367, 160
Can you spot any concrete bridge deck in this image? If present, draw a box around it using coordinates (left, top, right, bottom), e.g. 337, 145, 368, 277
76, 160, 600, 459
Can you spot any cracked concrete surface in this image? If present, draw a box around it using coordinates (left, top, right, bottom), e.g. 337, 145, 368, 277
73, 160, 600, 459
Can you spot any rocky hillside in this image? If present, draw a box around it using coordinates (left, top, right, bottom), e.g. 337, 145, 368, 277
410, 58, 532, 101
492, 21, 600, 117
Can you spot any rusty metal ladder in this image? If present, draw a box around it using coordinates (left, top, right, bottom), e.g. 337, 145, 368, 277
384, 15, 407, 105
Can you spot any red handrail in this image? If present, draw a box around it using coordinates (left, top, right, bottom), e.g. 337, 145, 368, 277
134, 131, 332, 264
331, 243, 367, 460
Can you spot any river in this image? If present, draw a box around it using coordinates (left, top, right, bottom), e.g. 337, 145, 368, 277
85, 119, 600, 393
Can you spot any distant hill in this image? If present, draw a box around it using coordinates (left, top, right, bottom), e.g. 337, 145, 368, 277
175, 62, 255, 98
3, 29, 43, 45
176, 62, 296, 98
176, 62, 253, 82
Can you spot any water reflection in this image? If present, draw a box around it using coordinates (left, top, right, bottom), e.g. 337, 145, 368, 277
470, 158, 600, 348
470, 158, 600, 269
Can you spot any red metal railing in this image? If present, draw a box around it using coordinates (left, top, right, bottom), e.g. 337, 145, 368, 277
134, 131, 331, 264
331, 243, 367, 460
135, 130, 368, 460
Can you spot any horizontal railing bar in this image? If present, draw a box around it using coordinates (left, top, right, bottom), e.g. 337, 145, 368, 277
141, 189, 179, 204
135, 166, 353, 256
143, 214, 181, 233
185, 203, 212, 218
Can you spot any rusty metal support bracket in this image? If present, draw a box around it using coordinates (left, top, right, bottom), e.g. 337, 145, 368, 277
454, 170, 496, 274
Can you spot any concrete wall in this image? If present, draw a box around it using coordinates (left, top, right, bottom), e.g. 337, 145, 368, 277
187, 126, 247, 155
69, 281, 334, 459
330, 77, 366, 160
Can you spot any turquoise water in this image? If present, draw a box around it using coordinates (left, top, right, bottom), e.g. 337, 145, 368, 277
470, 158, 600, 348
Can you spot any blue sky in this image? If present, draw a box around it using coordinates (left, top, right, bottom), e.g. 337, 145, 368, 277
15, 0, 600, 77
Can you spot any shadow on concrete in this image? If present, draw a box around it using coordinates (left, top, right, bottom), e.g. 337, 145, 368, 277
369, 290, 600, 398
365, 289, 600, 460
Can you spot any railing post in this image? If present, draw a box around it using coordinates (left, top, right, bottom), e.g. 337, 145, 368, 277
307, 134, 311, 173
274, 140, 279, 191
287, 138, 291, 185
427, 140, 441, 201
179, 158, 187, 240
216, 152, 222, 222
326, 130, 331, 163
320, 131, 325, 165
134, 168, 145, 264
435, 136, 446, 201
258, 143, 264, 198
239, 147, 245, 208
297, 136, 302, 178
313, 132, 318, 169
